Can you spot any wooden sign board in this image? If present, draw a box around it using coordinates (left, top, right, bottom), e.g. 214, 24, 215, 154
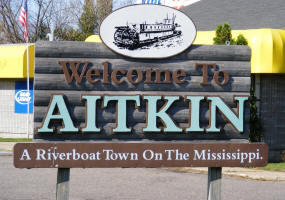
33, 41, 251, 141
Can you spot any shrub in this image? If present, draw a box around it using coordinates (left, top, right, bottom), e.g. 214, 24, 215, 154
236, 34, 248, 45
213, 23, 248, 45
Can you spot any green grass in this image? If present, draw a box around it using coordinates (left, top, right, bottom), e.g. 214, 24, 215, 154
0, 138, 32, 142
258, 162, 285, 172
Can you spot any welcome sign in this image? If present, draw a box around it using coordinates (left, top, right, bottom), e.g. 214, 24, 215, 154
14, 5, 268, 168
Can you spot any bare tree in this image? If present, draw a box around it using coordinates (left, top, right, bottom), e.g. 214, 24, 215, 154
53, 0, 96, 41
0, 0, 23, 43
0, 0, 54, 43
30, 0, 54, 41
0, 0, 83, 43
0, 0, 114, 43
51, 0, 83, 31
96, 0, 112, 31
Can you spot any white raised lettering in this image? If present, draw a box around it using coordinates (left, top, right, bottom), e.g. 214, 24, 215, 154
193, 150, 206, 160
20, 149, 31, 161
36, 149, 46, 160
143, 150, 154, 160
165, 149, 175, 160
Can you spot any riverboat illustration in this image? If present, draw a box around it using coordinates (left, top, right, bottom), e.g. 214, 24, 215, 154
113, 14, 182, 50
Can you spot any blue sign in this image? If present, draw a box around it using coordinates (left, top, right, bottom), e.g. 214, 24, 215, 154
15, 81, 33, 114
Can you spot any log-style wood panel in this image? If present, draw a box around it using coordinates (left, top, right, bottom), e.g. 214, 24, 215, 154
34, 41, 251, 141
36, 41, 251, 61
34, 105, 250, 123
35, 58, 250, 77
34, 74, 250, 92
34, 91, 249, 106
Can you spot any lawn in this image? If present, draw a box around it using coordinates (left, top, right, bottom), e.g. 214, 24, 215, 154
0, 138, 32, 142
258, 162, 285, 172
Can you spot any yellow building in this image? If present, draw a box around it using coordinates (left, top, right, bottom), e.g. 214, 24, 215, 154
0, 44, 34, 137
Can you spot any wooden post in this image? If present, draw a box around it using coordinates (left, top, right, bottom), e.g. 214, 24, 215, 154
56, 168, 70, 200
207, 167, 222, 200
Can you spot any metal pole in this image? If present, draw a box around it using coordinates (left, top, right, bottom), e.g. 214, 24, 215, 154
207, 167, 222, 200
26, 43, 30, 139
56, 168, 70, 200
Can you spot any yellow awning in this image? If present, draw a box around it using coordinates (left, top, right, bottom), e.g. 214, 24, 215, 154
194, 29, 285, 73
0, 44, 34, 78
86, 29, 285, 74
85, 35, 102, 43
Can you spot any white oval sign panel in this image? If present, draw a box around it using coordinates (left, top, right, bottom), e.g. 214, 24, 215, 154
100, 4, 196, 59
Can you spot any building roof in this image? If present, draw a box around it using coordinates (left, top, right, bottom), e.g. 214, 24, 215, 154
182, 0, 285, 31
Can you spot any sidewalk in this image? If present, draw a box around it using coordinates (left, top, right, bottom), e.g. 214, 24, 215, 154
168, 167, 285, 181
1, 142, 285, 181
0, 142, 15, 153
